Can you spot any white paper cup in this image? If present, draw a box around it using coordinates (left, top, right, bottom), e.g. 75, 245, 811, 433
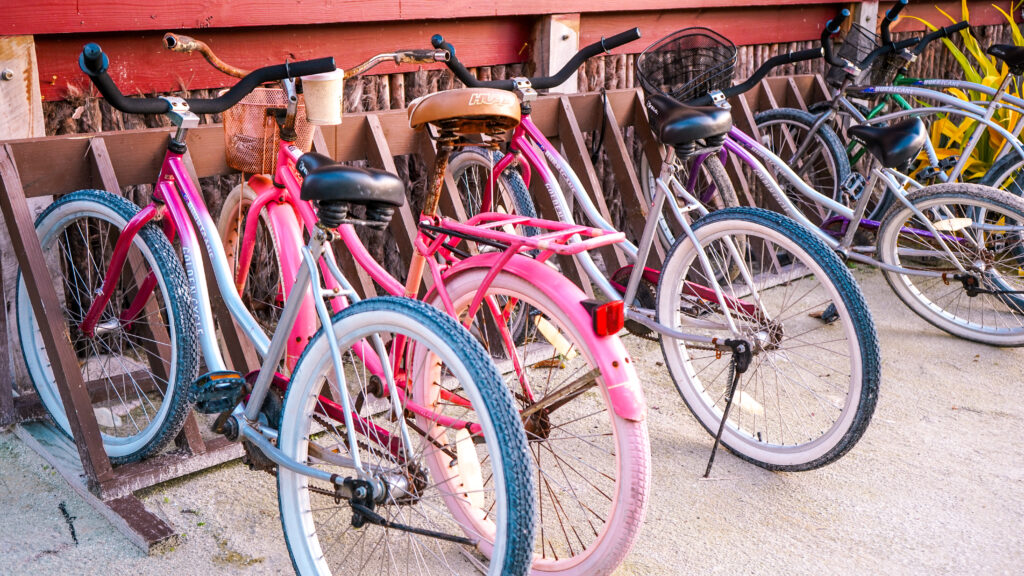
301, 69, 344, 125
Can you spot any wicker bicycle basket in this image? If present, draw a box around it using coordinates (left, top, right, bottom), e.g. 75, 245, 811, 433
223, 87, 316, 174
636, 27, 737, 104
826, 23, 879, 87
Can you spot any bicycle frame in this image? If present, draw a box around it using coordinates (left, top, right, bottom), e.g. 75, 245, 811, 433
720, 127, 975, 277
76, 132, 423, 490
488, 113, 762, 350
232, 137, 646, 421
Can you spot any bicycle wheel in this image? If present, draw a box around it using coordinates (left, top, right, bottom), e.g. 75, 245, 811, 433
435, 263, 650, 575
278, 296, 535, 576
753, 108, 865, 225
16, 190, 198, 464
217, 182, 294, 365
876, 183, 1024, 346
639, 152, 740, 249
657, 207, 879, 470
448, 146, 538, 221
981, 153, 1024, 196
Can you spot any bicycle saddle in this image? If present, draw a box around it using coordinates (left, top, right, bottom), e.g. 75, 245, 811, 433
644, 93, 732, 149
296, 153, 406, 207
847, 118, 926, 169
408, 88, 521, 134
988, 44, 1024, 75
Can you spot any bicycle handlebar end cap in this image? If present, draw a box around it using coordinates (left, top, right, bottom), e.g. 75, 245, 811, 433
79, 43, 109, 76
431, 34, 445, 48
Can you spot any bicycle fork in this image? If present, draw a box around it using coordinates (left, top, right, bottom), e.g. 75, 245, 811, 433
231, 227, 413, 502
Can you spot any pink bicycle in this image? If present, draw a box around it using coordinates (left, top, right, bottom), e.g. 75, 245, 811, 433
169, 34, 651, 576
19, 43, 540, 575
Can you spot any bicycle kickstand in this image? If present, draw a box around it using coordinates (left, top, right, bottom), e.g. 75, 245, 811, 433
704, 339, 753, 478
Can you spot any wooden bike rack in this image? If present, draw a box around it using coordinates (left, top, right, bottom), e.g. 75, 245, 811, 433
1, 84, 804, 552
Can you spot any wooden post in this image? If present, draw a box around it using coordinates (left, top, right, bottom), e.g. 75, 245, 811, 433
0, 35, 47, 401
854, 1, 880, 33
531, 14, 581, 94
0, 144, 115, 489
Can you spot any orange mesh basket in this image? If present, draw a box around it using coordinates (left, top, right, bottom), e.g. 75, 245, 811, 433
222, 86, 315, 174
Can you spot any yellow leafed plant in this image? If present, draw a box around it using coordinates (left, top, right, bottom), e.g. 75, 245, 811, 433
907, 0, 1023, 181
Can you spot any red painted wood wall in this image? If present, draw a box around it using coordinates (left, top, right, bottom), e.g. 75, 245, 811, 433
2, 0, 1017, 101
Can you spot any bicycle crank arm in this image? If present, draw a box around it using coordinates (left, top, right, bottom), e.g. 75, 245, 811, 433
348, 502, 476, 546
519, 368, 600, 421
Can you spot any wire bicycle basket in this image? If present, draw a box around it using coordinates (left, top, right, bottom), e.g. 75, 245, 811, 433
826, 23, 879, 87
223, 87, 316, 174
636, 27, 737, 104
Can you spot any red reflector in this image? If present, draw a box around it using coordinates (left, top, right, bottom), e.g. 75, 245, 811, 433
582, 299, 625, 336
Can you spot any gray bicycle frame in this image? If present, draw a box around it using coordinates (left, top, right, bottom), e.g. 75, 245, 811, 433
725, 127, 974, 277
526, 135, 760, 350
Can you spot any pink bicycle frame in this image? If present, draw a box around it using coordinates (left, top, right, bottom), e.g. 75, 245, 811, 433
231, 138, 646, 422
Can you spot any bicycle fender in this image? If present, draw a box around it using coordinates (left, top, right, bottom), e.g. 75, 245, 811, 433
246, 175, 317, 370
433, 252, 646, 422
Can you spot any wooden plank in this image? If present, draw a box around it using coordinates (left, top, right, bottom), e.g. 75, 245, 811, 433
33, 19, 530, 101
7, 0, 855, 35
558, 96, 627, 270
606, 94, 666, 268
532, 14, 581, 95
0, 36, 45, 140
364, 114, 425, 290
313, 128, 378, 300
14, 423, 180, 553
0, 144, 115, 488
99, 435, 242, 500
0, 260, 12, 428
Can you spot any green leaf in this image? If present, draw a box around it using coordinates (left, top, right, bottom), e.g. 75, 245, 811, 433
993, 4, 1024, 45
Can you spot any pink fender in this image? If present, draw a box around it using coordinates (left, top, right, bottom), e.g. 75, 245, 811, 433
432, 252, 646, 422
244, 176, 316, 370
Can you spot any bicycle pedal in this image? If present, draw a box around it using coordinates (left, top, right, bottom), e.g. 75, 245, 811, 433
189, 371, 246, 413
840, 173, 866, 199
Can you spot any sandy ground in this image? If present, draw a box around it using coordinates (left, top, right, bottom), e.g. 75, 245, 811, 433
1, 267, 1022, 575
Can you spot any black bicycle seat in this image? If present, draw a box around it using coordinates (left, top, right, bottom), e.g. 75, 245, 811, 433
847, 118, 926, 169
296, 153, 405, 207
988, 44, 1024, 75
644, 93, 732, 148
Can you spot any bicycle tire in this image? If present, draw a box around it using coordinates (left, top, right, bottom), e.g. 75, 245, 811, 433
16, 189, 199, 464
877, 183, 1024, 346
217, 182, 296, 367
435, 263, 649, 575
278, 296, 535, 576
657, 207, 880, 470
753, 108, 881, 224
448, 146, 539, 222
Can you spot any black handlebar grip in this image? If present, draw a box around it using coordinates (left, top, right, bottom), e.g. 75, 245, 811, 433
823, 9, 851, 68
599, 27, 642, 52
912, 21, 969, 55
79, 43, 110, 76
882, 0, 909, 44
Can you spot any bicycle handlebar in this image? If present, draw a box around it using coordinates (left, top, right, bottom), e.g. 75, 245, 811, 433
431, 27, 642, 91
688, 10, 847, 105
881, 0, 909, 45
858, 36, 920, 69
912, 21, 970, 56
164, 33, 447, 81
80, 43, 336, 115
822, 9, 852, 68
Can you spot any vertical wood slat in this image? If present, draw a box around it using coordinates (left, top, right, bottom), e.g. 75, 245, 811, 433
0, 144, 115, 487
558, 96, 628, 270
312, 129, 379, 300
363, 114, 433, 292
629, 92, 668, 266
0, 263, 12, 427
88, 138, 207, 456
